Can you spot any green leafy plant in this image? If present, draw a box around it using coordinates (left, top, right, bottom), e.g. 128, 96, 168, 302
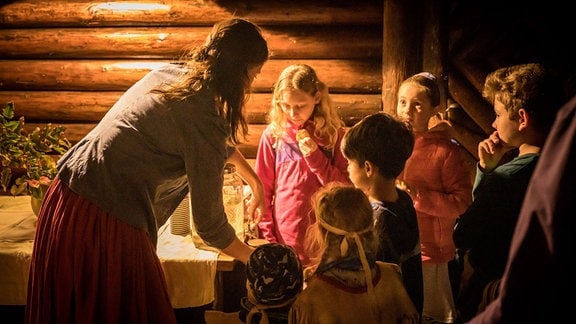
0, 101, 71, 199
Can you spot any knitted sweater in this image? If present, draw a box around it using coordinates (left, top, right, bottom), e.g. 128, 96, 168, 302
57, 64, 237, 248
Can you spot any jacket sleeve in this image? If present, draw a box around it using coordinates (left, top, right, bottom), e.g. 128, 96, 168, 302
253, 129, 278, 242
414, 141, 473, 219
302, 128, 351, 185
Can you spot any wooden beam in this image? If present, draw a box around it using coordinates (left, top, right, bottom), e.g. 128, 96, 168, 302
448, 70, 494, 135
1, 91, 382, 125
0, 59, 382, 93
0, 27, 382, 60
422, 0, 448, 111
0, 0, 382, 27
382, 0, 421, 115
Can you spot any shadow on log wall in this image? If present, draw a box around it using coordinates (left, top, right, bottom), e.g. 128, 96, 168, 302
445, 1, 576, 160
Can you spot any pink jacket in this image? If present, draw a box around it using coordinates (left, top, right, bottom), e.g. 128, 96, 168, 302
398, 130, 473, 263
254, 120, 350, 266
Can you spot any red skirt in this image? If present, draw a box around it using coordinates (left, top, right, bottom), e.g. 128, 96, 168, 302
25, 177, 177, 324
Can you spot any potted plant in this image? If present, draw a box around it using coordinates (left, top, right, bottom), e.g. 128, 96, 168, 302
0, 101, 71, 212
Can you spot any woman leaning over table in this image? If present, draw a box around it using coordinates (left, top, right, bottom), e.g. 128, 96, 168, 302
25, 18, 268, 324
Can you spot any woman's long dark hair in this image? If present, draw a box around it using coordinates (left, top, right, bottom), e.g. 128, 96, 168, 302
153, 18, 269, 144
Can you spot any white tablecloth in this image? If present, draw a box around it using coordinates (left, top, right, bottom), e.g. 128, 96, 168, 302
0, 196, 36, 305
0, 196, 220, 308
156, 221, 219, 308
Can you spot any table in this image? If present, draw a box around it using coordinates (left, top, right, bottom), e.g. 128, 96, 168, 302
0, 195, 239, 310
156, 220, 238, 309
0, 196, 35, 306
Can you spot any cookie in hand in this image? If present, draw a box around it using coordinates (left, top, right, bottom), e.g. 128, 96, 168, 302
296, 129, 310, 141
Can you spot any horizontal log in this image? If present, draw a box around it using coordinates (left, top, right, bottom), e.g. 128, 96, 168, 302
0, 59, 382, 93
20, 124, 265, 160
22, 122, 264, 159
0, 0, 383, 27
449, 121, 484, 161
25, 115, 482, 162
0, 91, 383, 125
0, 26, 382, 60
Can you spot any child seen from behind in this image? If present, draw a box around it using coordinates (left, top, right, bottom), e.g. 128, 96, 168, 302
240, 243, 303, 324
341, 112, 423, 317
289, 183, 419, 324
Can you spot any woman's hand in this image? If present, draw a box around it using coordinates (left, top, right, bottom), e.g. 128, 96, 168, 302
226, 147, 265, 225
245, 184, 264, 225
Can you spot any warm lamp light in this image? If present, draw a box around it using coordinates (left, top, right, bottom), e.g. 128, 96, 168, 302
89, 2, 171, 14
106, 62, 168, 71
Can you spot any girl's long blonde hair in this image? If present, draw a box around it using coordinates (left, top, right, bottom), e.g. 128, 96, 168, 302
305, 182, 379, 269
268, 64, 344, 150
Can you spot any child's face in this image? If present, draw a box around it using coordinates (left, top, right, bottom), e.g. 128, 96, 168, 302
396, 83, 436, 132
491, 98, 521, 146
279, 89, 318, 126
345, 158, 369, 192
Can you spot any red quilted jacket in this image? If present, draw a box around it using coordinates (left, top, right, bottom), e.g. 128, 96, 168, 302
398, 129, 473, 263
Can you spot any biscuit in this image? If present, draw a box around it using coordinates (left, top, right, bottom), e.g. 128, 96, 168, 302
296, 129, 310, 141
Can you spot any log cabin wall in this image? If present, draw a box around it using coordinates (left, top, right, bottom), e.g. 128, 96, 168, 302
0, 0, 384, 162
384, 0, 575, 162
1, 0, 574, 164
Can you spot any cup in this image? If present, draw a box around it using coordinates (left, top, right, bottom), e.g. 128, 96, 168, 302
170, 194, 191, 236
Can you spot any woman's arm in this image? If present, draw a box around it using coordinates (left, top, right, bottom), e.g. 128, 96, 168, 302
226, 147, 264, 224
221, 237, 254, 264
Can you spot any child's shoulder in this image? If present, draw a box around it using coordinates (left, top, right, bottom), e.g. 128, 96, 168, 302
375, 261, 402, 276
422, 126, 464, 150
426, 121, 458, 140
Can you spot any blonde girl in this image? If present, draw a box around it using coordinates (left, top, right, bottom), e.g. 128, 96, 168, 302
289, 183, 419, 323
254, 64, 350, 267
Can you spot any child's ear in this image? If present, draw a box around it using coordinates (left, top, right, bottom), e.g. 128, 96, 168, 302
314, 91, 322, 104
365, 160, 374, 177
517, 108, 529, 130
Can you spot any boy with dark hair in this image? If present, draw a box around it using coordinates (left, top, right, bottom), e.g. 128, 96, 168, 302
341, 112, 423, 317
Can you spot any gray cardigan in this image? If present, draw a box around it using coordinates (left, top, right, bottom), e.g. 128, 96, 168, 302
57, 64, 237, 248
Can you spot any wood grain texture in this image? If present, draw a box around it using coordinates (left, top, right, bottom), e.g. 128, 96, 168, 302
0, 59, 382, 93
0, 27, 382, 59
0, 0, 382, 27
1, 92, 382, 124
4, 1, 567, 164
0, 0, 385, 161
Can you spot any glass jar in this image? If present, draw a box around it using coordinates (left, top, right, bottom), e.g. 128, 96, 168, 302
222, 163, 245, 242
170, 194, 191, 236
